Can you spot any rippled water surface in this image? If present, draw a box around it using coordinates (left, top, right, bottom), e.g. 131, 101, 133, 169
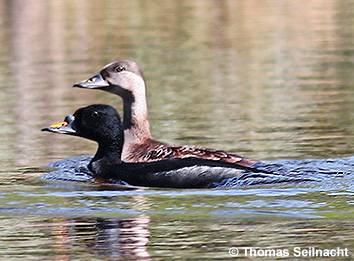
0, 0, 354, 259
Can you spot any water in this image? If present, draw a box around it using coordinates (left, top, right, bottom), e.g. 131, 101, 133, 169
0, 0, 354, 259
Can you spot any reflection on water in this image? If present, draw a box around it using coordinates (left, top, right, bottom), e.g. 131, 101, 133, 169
1, 164, 354, 258
62, 216, 151, 259
0, 215, 151, 259
0, 214, 353, 259
0, 0, 353, 259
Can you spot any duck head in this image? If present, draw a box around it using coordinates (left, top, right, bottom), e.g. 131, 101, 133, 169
42, 104, 124, 149
73, 60, 145, 99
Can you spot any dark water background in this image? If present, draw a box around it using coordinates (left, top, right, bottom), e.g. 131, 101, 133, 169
0, 0, 354, 259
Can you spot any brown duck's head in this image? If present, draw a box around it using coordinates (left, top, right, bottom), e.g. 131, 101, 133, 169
73, 60, 146, 98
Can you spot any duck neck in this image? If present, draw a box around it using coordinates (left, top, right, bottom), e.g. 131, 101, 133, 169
96, 141, 122, 162
123, 82, 152, 144
89, 140, 123, 177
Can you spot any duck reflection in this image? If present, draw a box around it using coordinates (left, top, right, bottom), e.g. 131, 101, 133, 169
52, 215, 151, 259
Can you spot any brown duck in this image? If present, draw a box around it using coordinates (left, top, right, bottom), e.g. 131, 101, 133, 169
73, 60, 260, 167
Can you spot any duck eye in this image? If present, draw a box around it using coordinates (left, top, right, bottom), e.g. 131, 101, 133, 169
115, 66, 126, 72
91, 111, 100, 118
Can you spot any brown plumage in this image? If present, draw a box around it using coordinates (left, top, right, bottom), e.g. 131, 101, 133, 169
73, 60, 260, 167
128, 138, 258, 166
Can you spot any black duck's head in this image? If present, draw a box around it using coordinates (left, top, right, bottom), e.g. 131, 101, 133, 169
73, 60, 145, 98
42, 104, 124, 146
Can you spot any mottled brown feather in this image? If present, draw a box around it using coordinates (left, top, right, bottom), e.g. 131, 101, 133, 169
125, 138, 258, 167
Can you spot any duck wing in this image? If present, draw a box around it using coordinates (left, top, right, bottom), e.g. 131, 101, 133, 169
171, 145, 258, 167
126, 139, 259, 167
